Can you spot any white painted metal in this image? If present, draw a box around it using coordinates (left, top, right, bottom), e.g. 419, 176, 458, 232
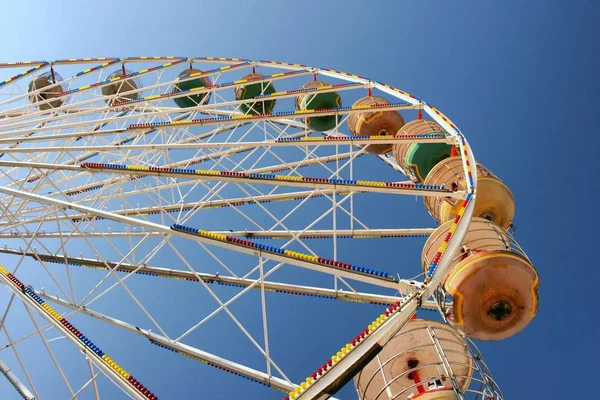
37, 291, 297, 393
0, 357, 36, 400
0, 57, 479, 400
0, 273, 147, 400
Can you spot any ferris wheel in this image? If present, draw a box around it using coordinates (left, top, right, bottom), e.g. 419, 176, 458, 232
0, 56, 539, 400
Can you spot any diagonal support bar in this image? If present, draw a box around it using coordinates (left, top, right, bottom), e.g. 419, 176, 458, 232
0, 358, 36, 400
0, 268, 153, 400
0, 246, 432, 307
36, 291, 297, 394
0, 186, 400, 289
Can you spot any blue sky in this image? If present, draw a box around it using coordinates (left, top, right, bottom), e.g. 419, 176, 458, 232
0, 0, 598, 399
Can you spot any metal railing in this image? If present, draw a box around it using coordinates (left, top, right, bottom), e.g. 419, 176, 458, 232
355, 321, 503, 400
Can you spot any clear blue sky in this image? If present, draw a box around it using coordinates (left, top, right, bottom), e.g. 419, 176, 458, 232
0, 0, 598, 399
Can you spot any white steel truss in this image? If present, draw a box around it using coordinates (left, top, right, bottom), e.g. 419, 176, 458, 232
0, 56, 478, 400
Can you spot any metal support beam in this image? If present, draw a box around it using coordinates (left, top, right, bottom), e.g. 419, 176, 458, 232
0, 160, 460, 198
0, 228, 435, 240
0, 186, 400, 289
0, 358, 36, 400
0, 273, 147, 400
0, 136, 452, 154
36, 292, 296, 394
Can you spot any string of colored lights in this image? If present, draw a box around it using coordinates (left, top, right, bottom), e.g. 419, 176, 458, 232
74, 59, 121, 77
127, 102, 412, 131
32, 291, 298, 394
50, 144, 359, 199
56, 58, 188, 97
276, 133, 445, 142
0, 265, 158, 400
0, 60, 49, 68
52, 57, 121, 65
425, 136, 475, 278
14, 248, 403, 306
283, 296, 417, 400
79, 162, 450, 195
0, 63, 48, 88
112, 68, 305, 107
256, 82, 360, 99
171, 223, 395, 280
0, 134, 449, 155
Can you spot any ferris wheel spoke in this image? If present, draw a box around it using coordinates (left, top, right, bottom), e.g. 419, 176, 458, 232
26, 190, 352, 224
202, 227, 431, 246
36, 290, 298, 393
46, 175, 294, 218
259, 257, 272, 377
0, 160, 457, 197
0, 226, 435, 243
0, 357, 36, 400
20, 300, 76, 397
0, 246, 412, 306
0, 270, 158, 400
0, 184, 405, 288
1, 325, 41, 399
3, 99, 414, 140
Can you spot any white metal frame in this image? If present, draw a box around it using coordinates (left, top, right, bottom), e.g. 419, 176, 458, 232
0, 56, 479, 400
